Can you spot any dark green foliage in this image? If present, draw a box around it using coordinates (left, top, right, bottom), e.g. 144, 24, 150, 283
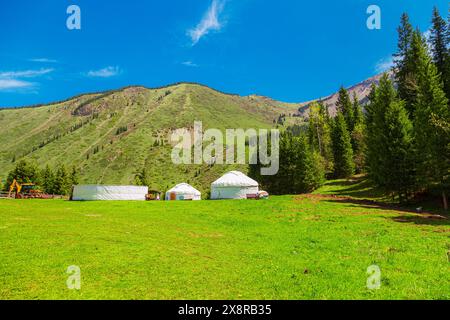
365, 75, 416, 201
53, 165, 71, 196
394, 13, 419, 116
430, 6, 450, 98
413, 41, 450, 207
134, 167, 149, 187
382, 101, 416, 201
351, 93, 365, 173
331, 113, 354, 178
308, 102, 334, 176
40, 165, 55, 194
115, 126, 128, 135
5, 159, 39, 190
250, 132, 325, 195
336, 87, 355, 132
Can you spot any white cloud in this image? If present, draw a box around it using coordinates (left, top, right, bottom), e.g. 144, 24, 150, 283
0, 68, 52, 92
86, 66, 121, 78
0, 68, 54, 78
0, 79, 34, 91
375, 56, 394, 74
29, 58, 58, 63
188, 0, 226, 45
182, 61, 199, 67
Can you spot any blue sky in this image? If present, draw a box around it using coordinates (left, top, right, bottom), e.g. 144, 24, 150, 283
0, 0, 447, 107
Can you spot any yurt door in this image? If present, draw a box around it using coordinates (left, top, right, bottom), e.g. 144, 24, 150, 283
170, 192, 177, 201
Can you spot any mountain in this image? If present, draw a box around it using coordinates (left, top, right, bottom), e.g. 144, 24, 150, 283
0, 83, 299, 193
0, 75, 382, 193
297, 73, 390, 118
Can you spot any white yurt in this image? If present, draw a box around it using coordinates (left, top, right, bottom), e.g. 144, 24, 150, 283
210, 171, 259, 200
165, 183, 201, 201
72, 185, 148, 201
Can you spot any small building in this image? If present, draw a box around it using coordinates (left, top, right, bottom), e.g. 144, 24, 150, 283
72, 185, 148, 201
165, 183, 201, 201
210, 171, 259, 200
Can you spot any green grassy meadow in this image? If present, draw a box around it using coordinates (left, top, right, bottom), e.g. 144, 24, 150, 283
1, 180, 449, 300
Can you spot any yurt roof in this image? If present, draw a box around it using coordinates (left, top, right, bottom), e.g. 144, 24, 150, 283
167, 183, 201, 195
211, 171, 258, 188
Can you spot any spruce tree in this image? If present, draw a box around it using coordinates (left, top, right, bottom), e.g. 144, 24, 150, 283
308, 102, 334, 175
70, 166, 79, 186
365, 75, 400, 186
331, 113, 354, 178
5, 159, 39, 190
336, 87, 355, 132
40, 165, 55, 194
394, 13, 417, 116
413, 40, 450, 209
382, 100, 415, 202
351, 93, 365, 173
54, 165, 70, 195
430, 6, 450, 100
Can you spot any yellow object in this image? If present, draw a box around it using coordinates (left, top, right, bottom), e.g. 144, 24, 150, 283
8, 179, 40, 198
8, 179, 22, 197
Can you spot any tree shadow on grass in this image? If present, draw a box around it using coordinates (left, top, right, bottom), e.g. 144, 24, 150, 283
322, 177, 388, 200
322, 197, 450, 227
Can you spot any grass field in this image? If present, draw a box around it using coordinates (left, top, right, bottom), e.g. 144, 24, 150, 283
0, 180, 449, 300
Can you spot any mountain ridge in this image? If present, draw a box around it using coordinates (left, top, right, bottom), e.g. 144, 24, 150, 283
0, 74, 385, 192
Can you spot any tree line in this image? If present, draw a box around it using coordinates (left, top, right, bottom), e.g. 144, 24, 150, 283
3, 160, 79, 196
251, 7, 450, 209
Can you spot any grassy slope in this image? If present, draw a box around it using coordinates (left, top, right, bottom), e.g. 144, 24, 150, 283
0, 186, 448, 299
0, 84, 300, 193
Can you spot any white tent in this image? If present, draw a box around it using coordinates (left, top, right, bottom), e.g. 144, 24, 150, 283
165, 183, 201, 201
72, 185, 148, 201
210, 171, 259, 200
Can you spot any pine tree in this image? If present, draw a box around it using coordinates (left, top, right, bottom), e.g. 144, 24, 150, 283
308, 102, 334, 175
382, 100, 416, 202
134, 167, 149, 187
5, 159, 39, 190
351, 93, 365, 173
413, 41, 450, 209
365, 75, 399, 185
53, 165, 70, 195
365, 75, 417, 201
252, 132, 324, 194
70, 166, 79, 186
336, 87, 355, 132
430, 6, 450, 100
40, 165, 55, 194
394, 13, 417, 116
331, 113, 354, 178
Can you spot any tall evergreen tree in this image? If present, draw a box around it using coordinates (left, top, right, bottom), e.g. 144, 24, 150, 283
40, 165, 55, 194
70, 166, 79, 186
336, 87, 355, 132
53, 165, 71, 195
382, 100, 416, 202
413, 40, 450, 209
134, 167, 149, 187
430, 6, 450, 100
351, 93, 365, 173
251, 132, 324, 194
308, 102, 334, 175
365, 75, 416, 201
394, 13, 417, 116
331, 113, 354, 178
